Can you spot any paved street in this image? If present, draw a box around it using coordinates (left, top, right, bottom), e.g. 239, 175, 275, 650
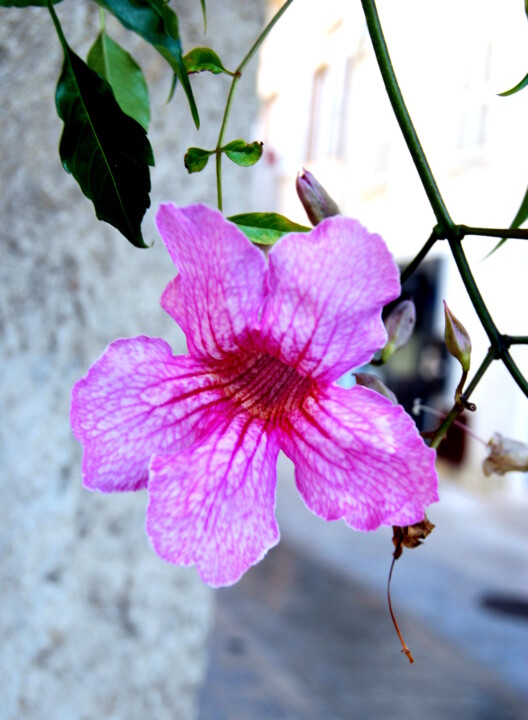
199, 459, 528, 719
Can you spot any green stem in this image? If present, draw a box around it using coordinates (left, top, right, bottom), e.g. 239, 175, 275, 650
448, 240, 500, 346
237, 1, 295, 76
454, 369, 468, 405
464, 348, 496, 397
447, 240, 528, 396
430, 348, 496, 450
505, 336, 528, 345
361, 0, 454, 234
215, 80, 238, 211
459, 225, 528, 240
501, 351, 528, 395
400, 229, 439, 285
46, 0, 69, 52
215, 0, 295, 211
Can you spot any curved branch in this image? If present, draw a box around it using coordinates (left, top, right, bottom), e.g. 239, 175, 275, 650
360, 0, 453, 234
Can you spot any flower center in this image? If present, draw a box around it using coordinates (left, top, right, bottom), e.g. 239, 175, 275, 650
216, 353, 311, 423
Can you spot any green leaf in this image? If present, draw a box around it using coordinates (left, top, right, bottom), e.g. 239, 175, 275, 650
0, 1, 63, 5
56, 45, 154, 248
95, 0, 199, 128
184, 147, 214, 173
487, 185, 528, 256
498, 72, 528, 97
87, 32, 150, 130
222, 140, 263, 167
228, 212, 310, 246
167, 73, 177, 103
199, 0, 206, 32
183, 47, 232, 76
512, 185, 528, 228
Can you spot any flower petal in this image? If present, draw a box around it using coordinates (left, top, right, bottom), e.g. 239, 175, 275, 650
146, 417, 280, 587
260, 216, 400, 381
71, 337, 226, 492
156, 204, 268, 360
280, 384, 438, 530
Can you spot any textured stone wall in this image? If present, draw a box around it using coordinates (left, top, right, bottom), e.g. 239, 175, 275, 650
0, 2, 263, 718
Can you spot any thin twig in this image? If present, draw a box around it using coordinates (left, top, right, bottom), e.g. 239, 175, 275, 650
400, 229, 439, 285
429, 348, 496, 450
459, 225, 528, 240
215, 0, 295, 211
387, 539, 414, 664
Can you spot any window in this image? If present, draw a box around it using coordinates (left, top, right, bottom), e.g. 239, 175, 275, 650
307, 64, 344, 162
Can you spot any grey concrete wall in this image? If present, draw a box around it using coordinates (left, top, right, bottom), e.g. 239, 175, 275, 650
0, 2, 263, 718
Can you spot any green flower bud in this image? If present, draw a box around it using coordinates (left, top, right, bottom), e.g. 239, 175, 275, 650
443, 301, 471, 373
381, 300, 416, 363
354, 373, 398, 404
295, 169, 340, 226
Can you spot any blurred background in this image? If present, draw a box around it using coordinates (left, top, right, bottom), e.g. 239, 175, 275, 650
1, 1, 527, 719
253, 0, 528, 483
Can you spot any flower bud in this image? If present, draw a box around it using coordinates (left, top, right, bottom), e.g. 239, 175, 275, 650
354, 373, 398, 404
295, 169, 340, 226
443, 301, 471, 373
483, 433, 528, 476
381, 300, 416, 363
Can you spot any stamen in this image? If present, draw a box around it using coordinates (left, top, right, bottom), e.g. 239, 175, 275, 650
219, 353, 310, 422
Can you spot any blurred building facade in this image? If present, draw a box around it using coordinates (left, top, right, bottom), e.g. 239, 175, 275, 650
254, 0, 528, 492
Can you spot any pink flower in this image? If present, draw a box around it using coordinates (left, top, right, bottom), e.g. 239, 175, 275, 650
71, 204, 438, 587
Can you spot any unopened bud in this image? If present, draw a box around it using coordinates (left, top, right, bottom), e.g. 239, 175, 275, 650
381, 300, 416, 363
443, 301, 471, 372
296, 169, 340, 226
354, 373, 398, 404
483, 433, 528, 476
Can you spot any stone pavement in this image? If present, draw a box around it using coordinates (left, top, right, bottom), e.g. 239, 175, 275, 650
199, 542, 526, 720
199, 460, 528, 719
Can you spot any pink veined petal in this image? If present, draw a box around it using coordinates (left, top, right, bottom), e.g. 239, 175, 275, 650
279, 384, 438, 530
156, 204, 268, 360
71, 337, 227, 493
146, 417, 280, 587
260, 216, 400, 382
